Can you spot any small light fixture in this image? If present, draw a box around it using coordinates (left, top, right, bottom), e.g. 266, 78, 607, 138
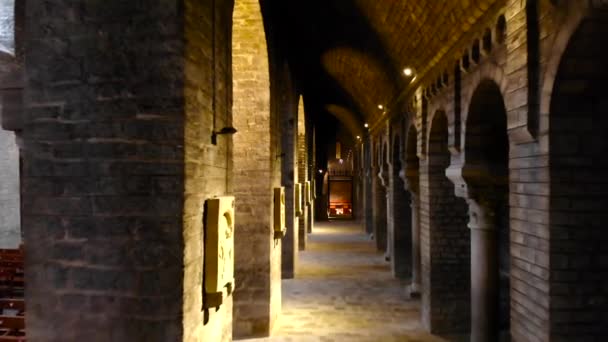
339, 159, 344, 164
377, 104, 384, 110
356, 135, 361, 139
318, 169, 323, 174
211, 126, 238, 145
403, 67, 414, 77
364, 123, 369, 128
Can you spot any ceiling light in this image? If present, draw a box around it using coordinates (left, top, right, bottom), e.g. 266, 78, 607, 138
356, 135, 361, 139
403, 67, 414, 76
319, 169, 323, 174
364, 123, 369, 128
377, 104, 383, 110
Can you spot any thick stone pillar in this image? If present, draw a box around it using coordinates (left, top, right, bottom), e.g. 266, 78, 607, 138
372, 166, 387, 251
364, 142, 373, 235
379, 164, 392, 261
467, 199, 498, 342
391, 168, 412, 279
407, 194, 421, 297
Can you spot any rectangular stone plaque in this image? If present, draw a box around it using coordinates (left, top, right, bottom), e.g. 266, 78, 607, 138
305, 181, 312, 205
295, 183, 303, 217
274, 187, 286, 238
204, 196, 235, 305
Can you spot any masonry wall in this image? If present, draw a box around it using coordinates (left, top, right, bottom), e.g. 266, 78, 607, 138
296, 98, 308, 250
184, 0, 234, 341
0, 128, 20, 248
22, 1, 190, 340
232, 0, 282, 337
280, 71, 299, 279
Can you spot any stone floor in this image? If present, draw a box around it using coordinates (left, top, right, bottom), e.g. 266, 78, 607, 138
242, 220, 446, 342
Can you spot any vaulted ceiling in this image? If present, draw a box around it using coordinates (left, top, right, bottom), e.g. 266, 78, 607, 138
268, 0, 504, 135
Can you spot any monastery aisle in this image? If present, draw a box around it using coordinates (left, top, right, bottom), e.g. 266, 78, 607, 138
244, 220, 446, 342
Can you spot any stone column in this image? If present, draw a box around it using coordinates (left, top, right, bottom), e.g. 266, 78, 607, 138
467, 198, 498, 342
378, 166, 391, 258
408, 194, 421, 297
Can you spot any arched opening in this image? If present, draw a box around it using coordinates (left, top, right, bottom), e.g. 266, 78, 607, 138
391, 134, 411, 279
372, 142, 387, 252
404, 125, 421, 295
548, 13, 608, 340
421, 111, 470, 334
0, 102, 21, 248
464, 80, 510, 341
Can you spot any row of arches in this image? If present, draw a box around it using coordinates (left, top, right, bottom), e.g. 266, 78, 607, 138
360, 12, 608, 340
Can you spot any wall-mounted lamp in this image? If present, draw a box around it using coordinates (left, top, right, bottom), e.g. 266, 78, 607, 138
364, 123, 369, 128
211, 126, 238, 145
318, 169, 323, 174
377, 104, 384, 110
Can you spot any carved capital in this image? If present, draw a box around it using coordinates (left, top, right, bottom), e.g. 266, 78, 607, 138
466, 198, 496, 231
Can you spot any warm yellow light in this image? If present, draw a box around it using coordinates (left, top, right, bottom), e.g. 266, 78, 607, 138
403, 67, 413, 76
364, 123, 369, 128
356, 135, 361, 139
377, 104, 383, 110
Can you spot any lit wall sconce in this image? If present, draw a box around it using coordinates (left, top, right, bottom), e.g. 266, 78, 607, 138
364, 123, 369, 128
211, 126, 238, 145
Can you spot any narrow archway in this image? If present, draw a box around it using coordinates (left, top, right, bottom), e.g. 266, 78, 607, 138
421, 111, 470, 334
390, 134, 411, 279
404, 125, 420, 295
0, 124, 21, 247
548, 13, 608, 340
463, 80, 510, 342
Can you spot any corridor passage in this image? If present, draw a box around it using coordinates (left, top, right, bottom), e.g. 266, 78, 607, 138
247, 221, 446, 342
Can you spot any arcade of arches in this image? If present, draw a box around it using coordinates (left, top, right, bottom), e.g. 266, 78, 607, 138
0, 1, 607, 341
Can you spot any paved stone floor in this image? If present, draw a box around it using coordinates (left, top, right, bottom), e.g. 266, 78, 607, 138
242, 220, 446, 342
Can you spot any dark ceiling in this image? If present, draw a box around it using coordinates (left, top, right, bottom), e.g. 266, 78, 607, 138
266, 0, 502, 133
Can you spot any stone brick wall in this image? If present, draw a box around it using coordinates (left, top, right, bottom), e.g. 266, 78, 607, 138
419, 111, 470, 334
232, 0, 282, 337
280, 72, 298, 279
296, 96, 308, 250
184, 0, 234, 340
22, 1, 189, 340
0, 128, 20, 248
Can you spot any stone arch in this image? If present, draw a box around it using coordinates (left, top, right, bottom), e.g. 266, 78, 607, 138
463, 79, 510, 342
420, 110, 470, 334
548, 12, 608, 340
461, 63, 508, 149
232, 0, 280, 337
539, 1, 588, 117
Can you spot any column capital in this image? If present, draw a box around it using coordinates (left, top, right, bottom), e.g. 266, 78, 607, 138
466, 198, 496, 231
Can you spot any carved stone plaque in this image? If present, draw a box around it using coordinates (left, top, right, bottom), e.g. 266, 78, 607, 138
274, 187, 286, 238
204, 196, 235, 301
305, 181, 312, 205
295, 183, 303, 217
